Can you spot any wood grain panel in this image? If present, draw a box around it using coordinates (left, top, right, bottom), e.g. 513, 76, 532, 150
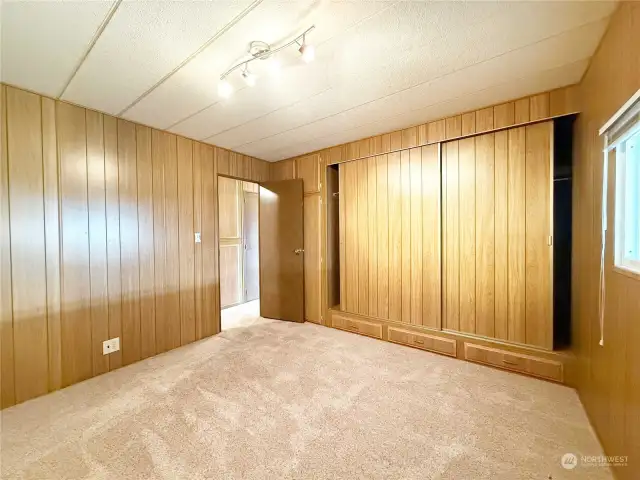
41, 97, 62, 391
58, 101, 92, 386
297, 154, 320, 193
118, 119, 141, 366
427, 120, 445, 143
344, 161, 359, 313
409, 148, 422, 325
193, 144, 203, 340
104, 115, 122, 368
6, 87, 49, 401
86, 110, 109, 375
443, 142, 460, 330
529, 93, 550, 121
151, 130, 167, 352
304, 195, 322, 323
514, 98, 530, 124
507, 127, 526, 343
218, 176, 241, 239
400, 149, 411, 323
388, 152, 402, 322
136, 125, 155, 358
402, 127, 417, 149
217, 149, 230, 176
220, 245, 242, 308
376, 155, 389, 319
461, 112, 476, 136
200, 144, 218, 337
458, 137, 476, 333
524, 122, 552, 349
357, 159, 369, 315
494, 131, 509, 340
390, 131, 402, 151
177, 137, 195, 345
475, 107, 494, 133
422, 145, 440, 329
367, 156, 378, 317
0, 85, 15, 407
475, 133, 495, 337
445, 116, 462, 140
339, 166, 346, 310
493, 102, 515, 129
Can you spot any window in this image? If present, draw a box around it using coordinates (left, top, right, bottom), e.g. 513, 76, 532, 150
614, 123, 640, 274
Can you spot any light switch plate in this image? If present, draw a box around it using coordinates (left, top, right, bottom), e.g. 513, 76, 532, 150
102, 337, 120, 355
195, 232, 201, 243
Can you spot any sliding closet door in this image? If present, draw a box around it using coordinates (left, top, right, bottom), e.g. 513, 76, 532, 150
442, 122, 553, 349
338, 146, 441, 328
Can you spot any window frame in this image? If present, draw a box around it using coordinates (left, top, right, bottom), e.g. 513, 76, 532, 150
614, 121, 640, 276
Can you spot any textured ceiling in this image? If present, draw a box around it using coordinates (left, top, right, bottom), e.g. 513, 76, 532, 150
1, 0, 617, 161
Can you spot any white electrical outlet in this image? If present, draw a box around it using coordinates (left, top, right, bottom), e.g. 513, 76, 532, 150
102, 337, 120, 355
195, 232, 201, 243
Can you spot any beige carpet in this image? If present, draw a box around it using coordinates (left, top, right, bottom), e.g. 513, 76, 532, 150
1, 305, 611, 479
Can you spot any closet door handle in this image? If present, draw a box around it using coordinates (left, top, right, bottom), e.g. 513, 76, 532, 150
294, 248, 304, 255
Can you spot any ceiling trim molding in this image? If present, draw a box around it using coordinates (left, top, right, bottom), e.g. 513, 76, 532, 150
57, 0, 123, 99
117, 0, 264, 117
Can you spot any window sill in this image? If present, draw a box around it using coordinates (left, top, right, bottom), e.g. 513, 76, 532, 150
613, 265, 640, 282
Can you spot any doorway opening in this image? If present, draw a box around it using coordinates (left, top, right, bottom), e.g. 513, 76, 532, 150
218, 177, 260, 330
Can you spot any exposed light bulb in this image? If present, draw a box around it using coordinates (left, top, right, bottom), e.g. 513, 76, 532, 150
242, 69, 257, 87
218, 79, 233, 98
299, 43, 315, 63
268, 57, 281, 76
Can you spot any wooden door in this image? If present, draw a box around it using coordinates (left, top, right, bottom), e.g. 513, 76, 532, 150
259, 180, 305, 322
442, 122, 553, 349
243, 191, 260, 302
218, 177, 243, 308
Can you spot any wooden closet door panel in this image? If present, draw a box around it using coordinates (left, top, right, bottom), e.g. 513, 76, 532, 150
376, 155, 389, 319
507, 127, 527, 343
409, 148, 423, 325
339, 166, 346, 310
400, 150, 411, 323
367, 156, 378, 318
422, 144, 441, 329
494, 131, 509, 340
344, 161, 359, 313
443, 142, 460, 330
525, 122, 553, 349
357, 159, 369, 316
475, 133, 495, 338
458, 137, 476, 333
388, 152, 402, 322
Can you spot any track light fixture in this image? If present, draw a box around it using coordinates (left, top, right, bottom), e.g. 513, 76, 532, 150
218, 25, 315, 98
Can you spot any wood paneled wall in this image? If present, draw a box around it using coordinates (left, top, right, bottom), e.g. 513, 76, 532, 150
572, 3, 640, 479
338, 146, 441, 329
218, 177, 243, 308
442, 123, 553, 349
0, 84, 271, 408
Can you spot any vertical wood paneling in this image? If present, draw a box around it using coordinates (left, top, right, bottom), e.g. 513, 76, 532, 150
6, 87, 49, 402
475, 107, 494, 133
0, 85, 15, 407
41, 97, 62, 391
388, 152, 402, 322
494, 102, 515, 129
514, 98, 530, 124
444, 142, 460, 330
475, 133, 495, 337
390, 131, 402, 151
104, 115, 122, 368
117, 119, 141, 366
151, 130, 167, 352
177, 137, 195, 345
507, 127, 526, 343
58, 101, 92, 387
339, 166, 346, 310
461, 112, 476, 136
136, 125, 155, 358
344, 161, 359, 313
400, 149, 411, 323
402, 126, 417, 149
494, 131, 509, 340
458, 137, 476, 333
427, 120, 446, 143
422, 144, 440, 328
409, 148, 422, 325
193, 143, 203, 340
304, 195, 322, 323
445, 116, 462, 140
357, 159, 369, 315
367, 156, 378, 317
217, 149, 230, 176
297, 154, 320, 193
376, 155, 389, 319
201, 144, 217, 336
86, 110, 109, 375
525, 122, 552, 349
163, 133, 181, 351
529, 93, 550, 121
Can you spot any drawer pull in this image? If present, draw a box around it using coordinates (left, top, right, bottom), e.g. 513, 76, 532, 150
347, 324, 359, 331
502, 359, 519, 366
413, 338, 424, 345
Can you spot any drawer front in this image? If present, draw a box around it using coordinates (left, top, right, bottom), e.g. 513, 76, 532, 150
388, 327, 457, 357
464, 343, 563, 382
332, 314, 382, 339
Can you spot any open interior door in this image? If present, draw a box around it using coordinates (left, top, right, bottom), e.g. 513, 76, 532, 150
259, 179, 305, 322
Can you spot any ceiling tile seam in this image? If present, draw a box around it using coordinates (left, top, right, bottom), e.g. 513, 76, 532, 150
117, 0, 265, 118
57, 0, 123, 99
164, 1, 401, 133
263, 57, 588, 160
228, 15, 611, 150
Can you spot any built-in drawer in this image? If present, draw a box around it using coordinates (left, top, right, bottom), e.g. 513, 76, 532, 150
331, 314, 383, 339
464, 343, 563, 382
388, 327, 457, 357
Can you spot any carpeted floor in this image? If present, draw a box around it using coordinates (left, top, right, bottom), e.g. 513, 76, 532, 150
1, 304, 611, 479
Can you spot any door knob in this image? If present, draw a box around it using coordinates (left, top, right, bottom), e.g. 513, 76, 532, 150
294, 248, 304, 255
